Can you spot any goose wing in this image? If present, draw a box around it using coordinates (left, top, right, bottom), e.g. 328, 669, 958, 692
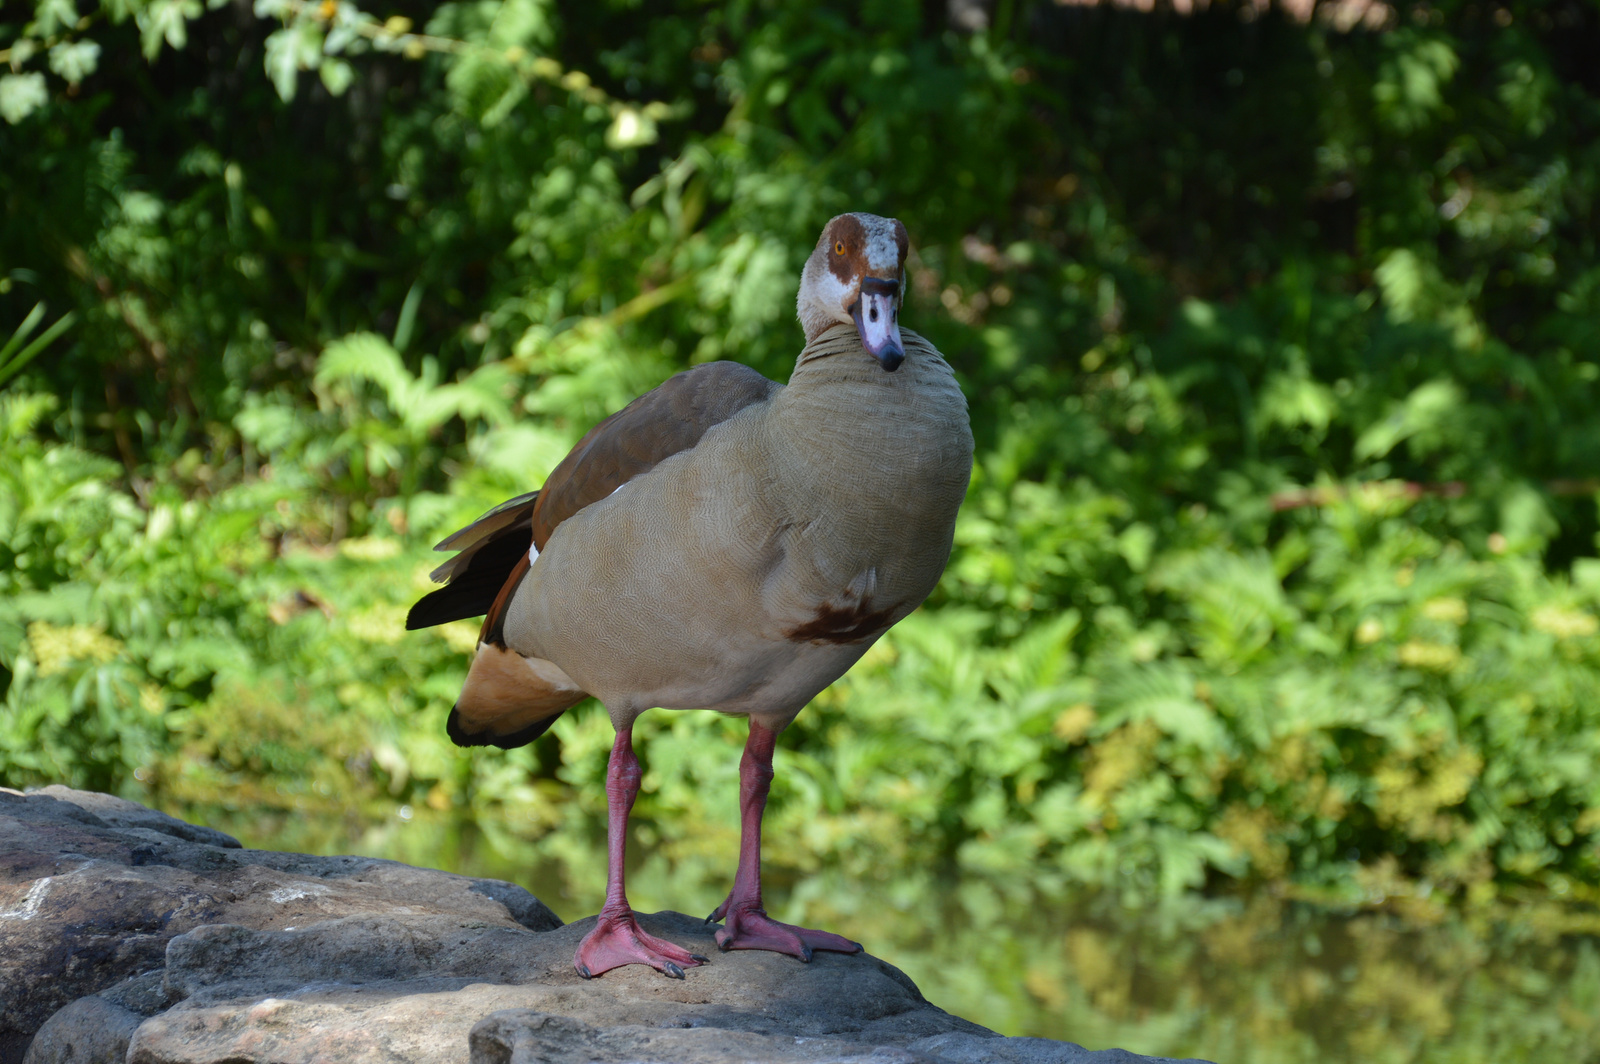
405, 360, 777, 631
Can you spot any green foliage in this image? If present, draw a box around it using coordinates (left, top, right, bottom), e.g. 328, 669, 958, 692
3, 0, 1600, 979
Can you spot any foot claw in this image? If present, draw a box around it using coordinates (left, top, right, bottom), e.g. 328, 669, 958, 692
577, 962, 592, 979
690, 954, 710, 963
663, 961, 684, 979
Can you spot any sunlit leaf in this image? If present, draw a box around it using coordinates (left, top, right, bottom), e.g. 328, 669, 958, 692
0, 73, 48, 125
263, 21, 324, 101
48, 40, 101, 84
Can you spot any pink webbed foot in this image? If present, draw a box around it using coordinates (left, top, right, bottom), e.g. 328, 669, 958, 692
706, 899, 862, 961
574, 911, 710, 979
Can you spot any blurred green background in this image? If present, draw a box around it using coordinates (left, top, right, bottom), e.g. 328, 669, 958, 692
3, 0, 1599, 1059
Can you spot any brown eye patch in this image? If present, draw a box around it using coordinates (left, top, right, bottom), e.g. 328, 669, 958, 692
825, 215, 868, 283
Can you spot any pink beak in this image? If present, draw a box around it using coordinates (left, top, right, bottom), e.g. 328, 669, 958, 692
851, 277, 904, 372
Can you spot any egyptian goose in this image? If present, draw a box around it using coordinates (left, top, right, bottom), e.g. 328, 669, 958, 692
407, 213, 973, 978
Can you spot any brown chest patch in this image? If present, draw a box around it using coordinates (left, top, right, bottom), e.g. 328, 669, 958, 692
785, 598, 896, 645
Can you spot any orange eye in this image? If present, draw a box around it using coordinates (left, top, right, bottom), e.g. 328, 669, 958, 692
834, 241, 845, 255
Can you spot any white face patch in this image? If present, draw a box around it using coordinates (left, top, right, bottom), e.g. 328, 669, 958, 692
813, 267, 852, 318
855, 214, 904, 275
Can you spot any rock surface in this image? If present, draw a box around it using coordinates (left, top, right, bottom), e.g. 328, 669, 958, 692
1, 787, 1212, 1064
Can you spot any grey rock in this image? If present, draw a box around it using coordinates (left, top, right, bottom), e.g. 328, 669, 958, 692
21, 996, 144, 1064
119, 909, 985, 1061
3, 788, 1214, 1064
27, 786, 244, 850
467, 1009, 935, 1064
1, 785, 556, 1055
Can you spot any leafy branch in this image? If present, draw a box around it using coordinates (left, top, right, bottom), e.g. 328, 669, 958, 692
3, 0, 677, 144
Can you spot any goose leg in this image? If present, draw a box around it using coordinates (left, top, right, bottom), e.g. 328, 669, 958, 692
574, 726, 708, 978
706, 720, 862, 960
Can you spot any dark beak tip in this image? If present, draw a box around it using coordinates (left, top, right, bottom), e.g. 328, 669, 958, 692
876, 346, 905, 372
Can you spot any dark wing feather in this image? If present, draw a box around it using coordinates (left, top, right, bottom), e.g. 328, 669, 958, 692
405, 362, 777, 633
405, 490, 538, 630
405, 517, 532, 630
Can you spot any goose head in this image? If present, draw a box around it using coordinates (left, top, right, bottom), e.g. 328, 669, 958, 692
796, 213, 910, 372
